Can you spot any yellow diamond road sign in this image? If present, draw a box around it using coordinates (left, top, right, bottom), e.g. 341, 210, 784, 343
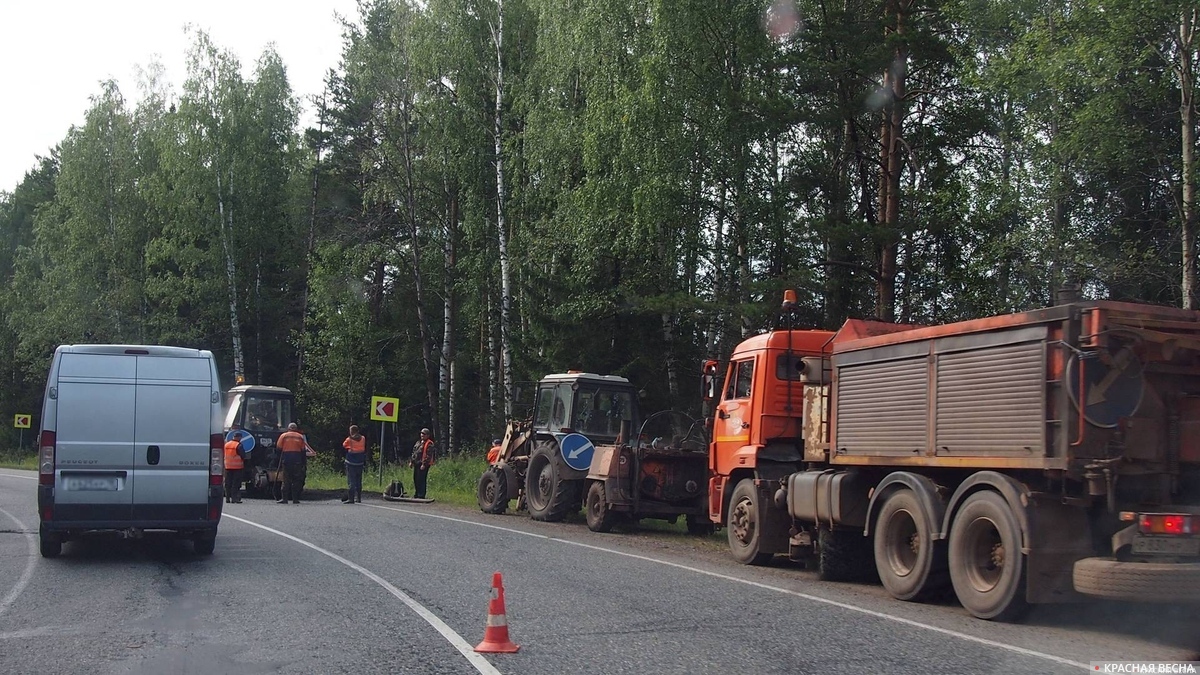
14, 414, 31, 429
370, 396, 399, 422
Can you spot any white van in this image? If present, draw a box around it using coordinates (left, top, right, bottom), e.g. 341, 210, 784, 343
36, 345, 225, 557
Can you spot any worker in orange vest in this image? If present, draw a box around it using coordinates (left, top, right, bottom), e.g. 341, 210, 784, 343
409, 428, 437, 499
223, 429, 246, 504
276, 423, 313, 504
487, 438, 503, 465
341, 425, 368, 504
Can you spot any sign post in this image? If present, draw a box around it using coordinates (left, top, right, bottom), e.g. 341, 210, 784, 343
14, 414, 31, 451
370, 396, 399, 486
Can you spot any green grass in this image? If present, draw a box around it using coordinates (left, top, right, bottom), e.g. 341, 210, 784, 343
306, 454, 486, 507
0, 448, 37, 470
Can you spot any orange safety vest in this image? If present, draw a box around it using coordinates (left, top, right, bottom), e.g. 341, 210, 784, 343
224, 439, 244, 470
343, 435, 366, 453
278, 431, 308, 453
487, 444, 502, 464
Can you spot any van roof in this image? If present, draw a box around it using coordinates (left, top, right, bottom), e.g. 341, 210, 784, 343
57, 344, 212, 358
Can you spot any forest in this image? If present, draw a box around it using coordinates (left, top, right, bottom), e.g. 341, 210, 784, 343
2, 0, 1198, 454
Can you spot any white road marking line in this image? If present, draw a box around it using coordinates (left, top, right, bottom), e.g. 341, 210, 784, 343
221, 514, 502, 675
0, 472, 36, 481
0, 505, 38, 621
363, 503, 1091, 672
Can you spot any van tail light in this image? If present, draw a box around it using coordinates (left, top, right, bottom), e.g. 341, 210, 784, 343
1138, 513, 1194, 535
210, 433, 224, 486
39, 431, 56, 486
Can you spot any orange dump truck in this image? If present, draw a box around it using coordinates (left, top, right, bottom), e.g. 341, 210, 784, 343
704, 293, 1200, 620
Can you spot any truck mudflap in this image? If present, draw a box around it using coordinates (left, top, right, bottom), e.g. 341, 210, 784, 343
1073, 558, 1200, 602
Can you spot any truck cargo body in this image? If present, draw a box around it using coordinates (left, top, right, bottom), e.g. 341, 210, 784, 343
709, 299, 1200, 620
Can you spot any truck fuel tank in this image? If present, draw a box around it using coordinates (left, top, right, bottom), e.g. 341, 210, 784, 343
780, 470, 870, 529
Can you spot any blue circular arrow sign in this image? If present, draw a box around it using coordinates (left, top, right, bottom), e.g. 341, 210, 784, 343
559, 433, 595, 471
226, 429, 256, 453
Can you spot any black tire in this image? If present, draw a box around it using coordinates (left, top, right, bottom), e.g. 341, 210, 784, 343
818, 526, 875, 582
477, 467, 509, 514
39, 527, 61, 558
525, 441, 579, 522
727, 479, 773, 565
585, 481, 615, 533
193, 534, 216, 556
874, 489, 948, 601
686, 514, 714, 536
948, 491, 1029, 621
1073, 557, 1200, 602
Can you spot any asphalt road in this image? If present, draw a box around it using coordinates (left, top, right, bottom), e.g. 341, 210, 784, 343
0, 469, 1195, 674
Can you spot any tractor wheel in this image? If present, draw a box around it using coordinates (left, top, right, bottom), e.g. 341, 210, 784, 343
817, 526, 875, 582
686, 514, 714, 536
727, 479, 772, 565
477, 467, 508, 514
874, 489, 948, 601
948, 491, 1029, 621
585, 481, 615, 533
525, 441, 579, 522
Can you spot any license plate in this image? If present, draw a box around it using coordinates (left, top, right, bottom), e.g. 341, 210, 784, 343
62, 476, 120, 491
1132, 535, 1200, 556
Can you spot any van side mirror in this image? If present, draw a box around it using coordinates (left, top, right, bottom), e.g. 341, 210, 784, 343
701, 360, 720, 401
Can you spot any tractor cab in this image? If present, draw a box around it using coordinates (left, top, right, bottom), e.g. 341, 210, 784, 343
531, 372, 638, 443
224, 385, 295, 492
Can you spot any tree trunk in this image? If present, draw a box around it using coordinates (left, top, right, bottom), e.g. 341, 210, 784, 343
297, 93, 324, 382
492, 0, 515, 420
1181, 8, 1197, 309
215, 167, 245, 384
875, 0, 908, 323
441, 187, 458, 453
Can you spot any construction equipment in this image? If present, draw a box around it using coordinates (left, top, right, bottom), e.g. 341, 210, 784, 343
704, 290, 1200, 620
223, 385, 295, 496
477, 372, 709, 531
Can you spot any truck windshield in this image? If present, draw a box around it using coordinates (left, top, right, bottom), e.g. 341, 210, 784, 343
573, 386, 634, 437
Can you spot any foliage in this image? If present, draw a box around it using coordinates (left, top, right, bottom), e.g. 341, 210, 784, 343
2, 0, 1197, 452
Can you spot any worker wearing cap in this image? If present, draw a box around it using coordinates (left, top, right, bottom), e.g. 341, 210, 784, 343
409, 428, 437, 499
276, 422, 312, 504
487, 438, 503, 465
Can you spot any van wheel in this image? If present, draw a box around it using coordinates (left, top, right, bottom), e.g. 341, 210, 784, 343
194, 534, 216, 556
39, 528, 61, 558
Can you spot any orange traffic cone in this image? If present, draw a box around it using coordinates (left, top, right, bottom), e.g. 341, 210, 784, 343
474, 572, 520, 653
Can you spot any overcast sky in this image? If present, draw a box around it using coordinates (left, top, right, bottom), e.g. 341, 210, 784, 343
0, 0, 361, 192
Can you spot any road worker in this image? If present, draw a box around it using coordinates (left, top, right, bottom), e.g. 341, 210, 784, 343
223, 428, 246, 504
342, 425, 368, 503
276, 422, 312, 504
409, 428, 437, 499
487, 438, 503, 465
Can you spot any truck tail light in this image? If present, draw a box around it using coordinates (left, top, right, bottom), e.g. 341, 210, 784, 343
1138, 513, 1194, 535
210, 433, 224, 485
39, 431, 56, 486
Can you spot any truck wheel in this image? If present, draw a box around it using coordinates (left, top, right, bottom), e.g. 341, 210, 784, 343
193, 534, 216, 556
477, 467, 508, 514
727, 479, 772, 565
585, 481, 615, 533
525, 442, 579, 522
39, 527, 61, 558
948, 491, 1028, 621
874, 489, 948, 601
818, 526, 875, 582
1072, 557, 1200, 602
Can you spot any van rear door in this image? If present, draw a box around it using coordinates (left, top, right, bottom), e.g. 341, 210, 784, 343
53, 352, 137, 521
131, 355, 213, 520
